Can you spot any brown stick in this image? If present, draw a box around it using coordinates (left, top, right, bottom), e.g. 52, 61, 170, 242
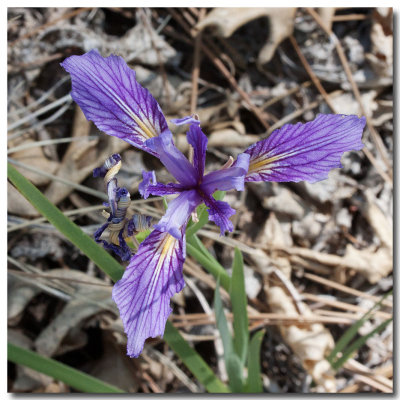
168, 8, 270, 130
304, 272, 393, 308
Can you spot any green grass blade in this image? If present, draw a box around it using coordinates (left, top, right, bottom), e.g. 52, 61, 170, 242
164, 322, 230, 393
8, 342, 125, 393
230, 248, 249, 365
214, 281, 234, 358
327, 290, 392, 364
8, 163, 124, 283
245, 330, 265, 393
187, 234, 216, 263
226, 353, 244, 392
331, 318, 392, 371
214, 281, 243, 390
187, 239, 231, 292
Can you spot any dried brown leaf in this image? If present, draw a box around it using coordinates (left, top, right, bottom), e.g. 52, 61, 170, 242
196, 8, 297, 64
8, 181, 39, 217
44, 106, 130, 205
267, 286, 336, 392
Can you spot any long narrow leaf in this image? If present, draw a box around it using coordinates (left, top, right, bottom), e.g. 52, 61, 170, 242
226, 353, 244, 392
214, 281, 234, 358
327, 290, 392, 364
164, 321, 230, 393
214, 281, 243, 391
331, 318, 392, 371
187, 234, 216, 263
8, 342, 125, 393
8, 163, 124, 283
245, 330, 265, 393
230, 248, 249, 365
187, 240, 231, 292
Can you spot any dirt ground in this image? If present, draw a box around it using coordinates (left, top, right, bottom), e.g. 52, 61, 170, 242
7, 7, 393, 393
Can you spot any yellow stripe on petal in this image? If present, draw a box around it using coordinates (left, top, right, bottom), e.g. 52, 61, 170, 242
248, 153, 286, 173
90, 71, 158, 140
129, 112, 157, 139
157, 234, 177, 265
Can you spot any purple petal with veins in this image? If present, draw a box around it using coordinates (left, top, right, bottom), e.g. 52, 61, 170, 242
145, 131, 197, 186
61, 50, 168, 156
186, 124, 208, 180
154, 190, 202, 240
201, 153, 250, 194
244, 114, 365, 183
112, 229, 185, 358
139, 172, 186, 199
203, 196, 235, 235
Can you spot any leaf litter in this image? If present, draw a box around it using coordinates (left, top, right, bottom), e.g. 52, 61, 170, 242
7, 7, 392, 393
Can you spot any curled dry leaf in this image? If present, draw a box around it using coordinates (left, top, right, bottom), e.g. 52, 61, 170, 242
254, 212, 292, 279
285, 244, 392, 284
8, 274, 41, 325
34, 12, 178, 68
263, 186, 306, 219
366, 8, 393, 79
266, 286, 336, 392
362, 189, 392, 250
11, 140, 59, 186
34, 269, 116, 357
339, 188, 392, 284
342, 245, 392, 284
196, 8, 297, 64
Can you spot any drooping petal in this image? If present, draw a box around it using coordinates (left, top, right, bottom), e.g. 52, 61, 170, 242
93, 154, 121, 178
94, 222, 132, 261
203, 196, 236, 235
139, 170, 186, 199
61, 50, 168, 156
154, 190, 202, 240
244, 114, 365, 183
186, 124, 208, 180
112, 229, 185, 358
201, 153, 250, 194
145, 131, 197, 186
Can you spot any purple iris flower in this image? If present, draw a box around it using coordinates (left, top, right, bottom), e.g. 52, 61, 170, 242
61, 50, 365, 357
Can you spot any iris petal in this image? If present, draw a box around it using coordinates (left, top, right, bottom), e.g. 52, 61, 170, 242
145, 131, 197, 186
186, 124, 208, 180
112, 229, 185, 358
203, 196, 235, 235
154, 190, 202, 239
61, 50, 168, 156
201, 153, 250, 194
244, 114, 365, 183
139, 171, 185, 199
